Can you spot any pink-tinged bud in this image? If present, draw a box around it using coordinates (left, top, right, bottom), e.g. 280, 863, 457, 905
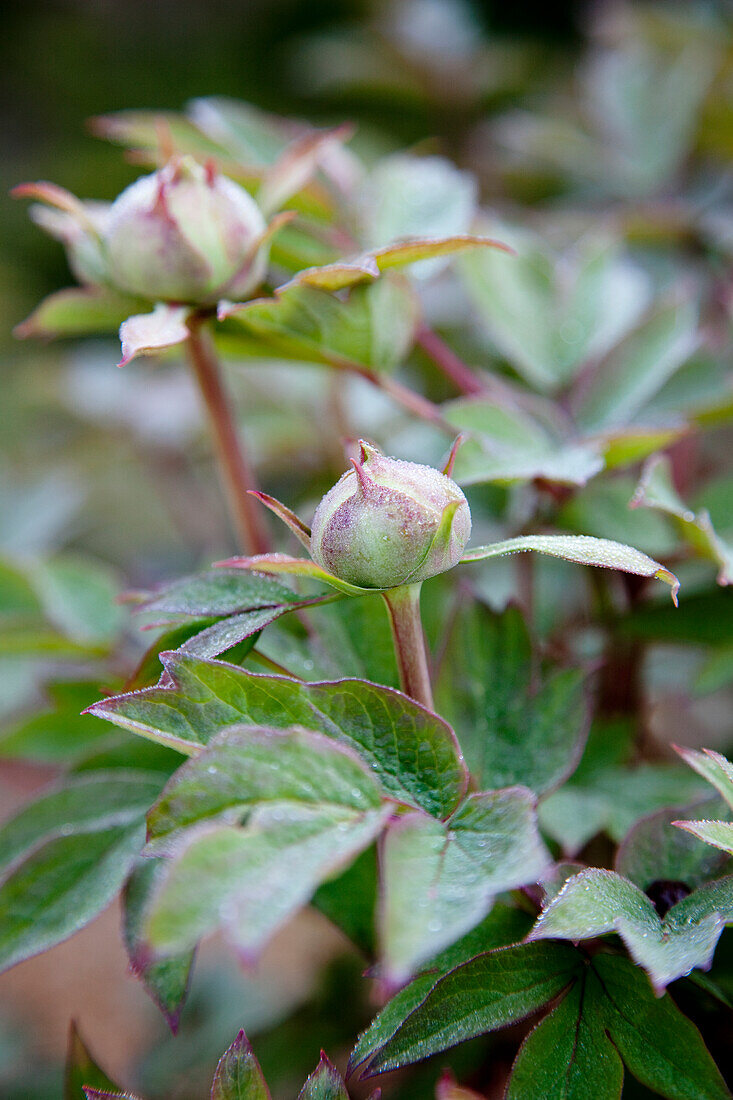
103, 157, 267, 304
310, 443, 471, 589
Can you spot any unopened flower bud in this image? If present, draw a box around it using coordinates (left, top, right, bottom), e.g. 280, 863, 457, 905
310, 443, 471, 589
104, 157, 267, 304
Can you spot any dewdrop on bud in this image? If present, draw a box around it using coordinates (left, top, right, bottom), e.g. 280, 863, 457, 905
310, 442, 471, 590
103, 156, 267, 304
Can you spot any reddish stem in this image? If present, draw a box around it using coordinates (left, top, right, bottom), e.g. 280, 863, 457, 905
381, 583, 434, 710
416, 325, 488, 397
186, 324, 270, 555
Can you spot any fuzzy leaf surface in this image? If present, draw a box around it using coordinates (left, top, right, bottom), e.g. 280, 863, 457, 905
529, 869, 733, 991
88, 654, 467, 818
360, 941, 581, 1074
145, 804, 389, 957
146, 723, 383, 851
297, 1054, 349, 1100
379, 789, 549, 982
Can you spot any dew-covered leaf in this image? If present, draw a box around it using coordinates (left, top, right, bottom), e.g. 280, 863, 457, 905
359, 941, 581, 1075
616, 800, 729, 892
87, 654, 467, 818
528, 868, 733, 991
297, 1053, 349, 1100
674, 820, 733, 857
631, 456, 733, 585
145, 804, 389, 958
350, 903, 533, 1074
146, 724, 383, 851
506, 974, 623, 1100
379, 789, 549, 983
461, 534, 679, 604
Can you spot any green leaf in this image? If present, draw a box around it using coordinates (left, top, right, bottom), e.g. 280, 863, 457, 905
139, 569, 304, 620
435, 602, 588, 793
0, 770, 162, 973
380, 790, 549, 983
145, 803, 389, 958
539, 762, 709, 854
123, 860, 193, 1032
631, 456, 733, 584
507, 954, 731, 1100
0, 771, 163, 869
15, 287, 142, 339
146, 724, 384, 851
529, 869, 733, 991
506, 974, 623, 1100
219, 278, 417, 372
359, 941, 581, 1075
461, 534, 680, 604
574, 300, 699, 431
445, 397, 604, 487
64, 1022, 120, 1100
675, 820, 733, 857
593, 953, 731, 1100
297, 1054, 348, 1100
87, 653, 467, 818
210, 1030, 272, 1100
460, 229, 651, 391
350, 903, 532, 1074
0, 822, 145, 974
616, 801, 729, 892
674, 747, 733, 812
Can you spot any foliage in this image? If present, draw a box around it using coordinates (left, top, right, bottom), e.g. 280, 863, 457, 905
3, 2, 733, 1097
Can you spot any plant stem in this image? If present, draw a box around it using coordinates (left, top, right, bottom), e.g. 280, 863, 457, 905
381, 583, 434, 710
416, 325, 488, 396
186, 324, 270, 555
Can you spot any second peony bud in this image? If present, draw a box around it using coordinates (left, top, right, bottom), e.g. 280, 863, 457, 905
104, 156, 267, 304
310, 442, 471, 589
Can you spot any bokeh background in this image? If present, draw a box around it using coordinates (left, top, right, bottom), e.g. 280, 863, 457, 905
2, 1, 733, 1097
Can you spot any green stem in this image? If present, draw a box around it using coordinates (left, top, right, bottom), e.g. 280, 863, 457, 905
186, 324, 270, 555
381, 583, 434, 710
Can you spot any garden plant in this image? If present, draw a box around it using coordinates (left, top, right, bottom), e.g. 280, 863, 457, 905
3, 6, 733, 1097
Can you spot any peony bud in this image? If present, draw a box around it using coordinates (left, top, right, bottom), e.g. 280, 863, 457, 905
310, 442, 471, 589
103, 156, 267, 304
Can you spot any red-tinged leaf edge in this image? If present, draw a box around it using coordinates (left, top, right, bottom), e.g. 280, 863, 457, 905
210, 1029, 272, 1100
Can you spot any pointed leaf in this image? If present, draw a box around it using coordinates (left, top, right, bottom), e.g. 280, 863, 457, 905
631, 456, 733, 584
15, 287, 141, 340
462, 534, 680, 604
219, 554, 366, 597
593, 953, 731, 1100
145, 804, 389, 957
297, 1053, 349, 1100
361, 941, 581, 1075
146, 724, 383, 851
380, 789, 549, 983
64, 1023, 120, 1100
87, 654, 467, 818
529, 869, 733, 991
506, 974, 623, 1100
674, 820, 733, 856
123, 860, 193, 1031
119, 305, 191, 367
210, 1030, 271, 1100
